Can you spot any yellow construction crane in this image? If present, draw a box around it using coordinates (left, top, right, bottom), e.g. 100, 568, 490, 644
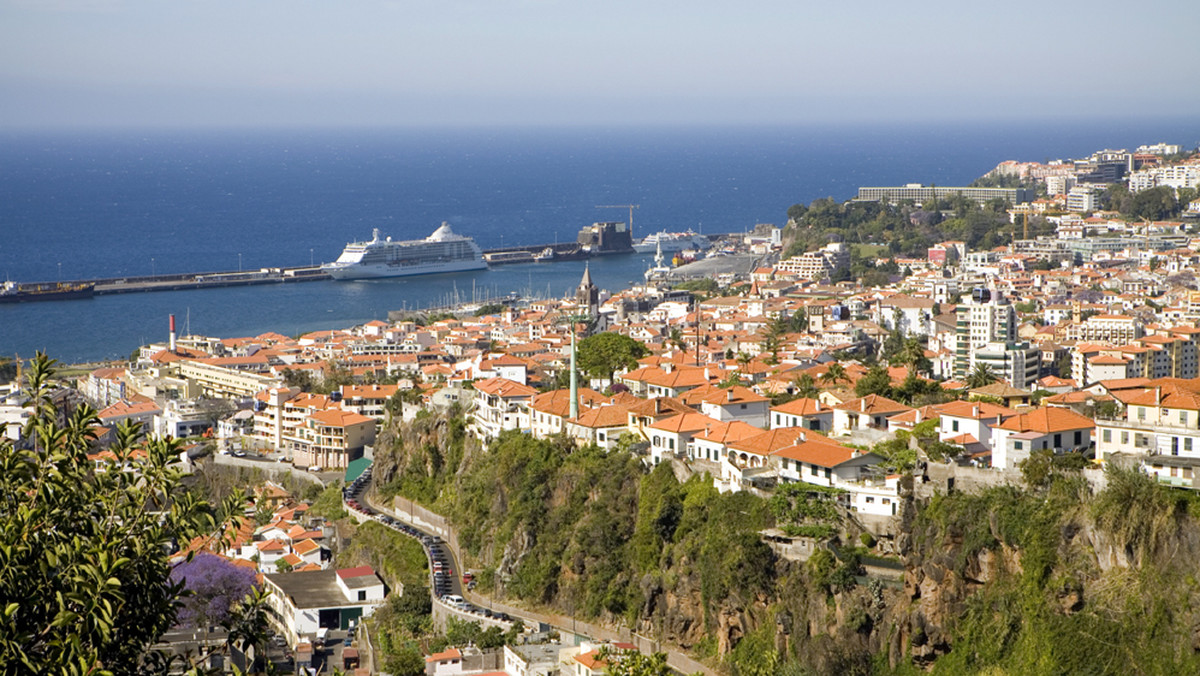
595, 204, 640, 237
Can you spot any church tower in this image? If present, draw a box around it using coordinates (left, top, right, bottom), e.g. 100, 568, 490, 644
575, 263, 599, 316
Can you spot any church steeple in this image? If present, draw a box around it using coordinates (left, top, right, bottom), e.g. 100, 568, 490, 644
575, 262, 599, 315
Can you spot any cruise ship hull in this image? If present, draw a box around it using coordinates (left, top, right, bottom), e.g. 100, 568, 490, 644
324, 258, 487, 280
633, 240, 708, 253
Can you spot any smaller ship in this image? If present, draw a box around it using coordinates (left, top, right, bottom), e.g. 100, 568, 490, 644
633, 230, 711, 254
535, 245, 589, 262
644, 239, 674, 282
0, 281, 96, 303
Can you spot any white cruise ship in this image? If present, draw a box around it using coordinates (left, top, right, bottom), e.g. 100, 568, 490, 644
632, 230, 711, 254
322, 222, 487, 280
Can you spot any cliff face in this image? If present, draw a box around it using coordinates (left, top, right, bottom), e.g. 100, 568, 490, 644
371, 416, 1200, 673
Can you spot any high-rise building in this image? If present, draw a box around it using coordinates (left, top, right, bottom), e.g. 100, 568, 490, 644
954, 287, 1017, 379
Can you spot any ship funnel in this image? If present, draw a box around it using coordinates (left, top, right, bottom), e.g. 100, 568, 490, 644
169, 314, 177, 352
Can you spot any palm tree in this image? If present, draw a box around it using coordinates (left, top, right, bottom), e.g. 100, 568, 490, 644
820, 362, 848, 386
966, 364, 999, 389
793, 373, 819, 399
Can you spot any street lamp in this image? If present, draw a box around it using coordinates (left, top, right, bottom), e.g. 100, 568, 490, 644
151, 258, 156, 277
238, 253, 243, 272
310, 248, 314, 267
57, 262, 62, 281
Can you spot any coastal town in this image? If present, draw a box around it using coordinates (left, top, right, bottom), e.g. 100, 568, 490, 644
6, 139, 1200, 674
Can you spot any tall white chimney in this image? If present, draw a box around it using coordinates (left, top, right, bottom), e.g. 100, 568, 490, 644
169, 314, 177, 352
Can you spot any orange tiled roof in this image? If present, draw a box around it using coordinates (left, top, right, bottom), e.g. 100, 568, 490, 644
992, 407, 1095, 434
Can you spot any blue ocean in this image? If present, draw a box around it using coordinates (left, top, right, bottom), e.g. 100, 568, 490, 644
2, 120, 1197, 363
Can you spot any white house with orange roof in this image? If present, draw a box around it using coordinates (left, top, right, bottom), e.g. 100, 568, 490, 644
646, 411, 721, 465
770, 437, 895, 515
690, 385, 770, 428
770, 397, 834, 432
721, 427, 813, 491
991, 407, 1095, 469
565, 399, 636, 450
525, 388, 609, 439
690, 420, 765, 464
936, 400, 1017, 451
471, 377, 537, 440
96, 396, 162, 432
831, 395, 913, 436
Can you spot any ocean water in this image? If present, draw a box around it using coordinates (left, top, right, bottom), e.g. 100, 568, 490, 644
2, 120, 1197, 363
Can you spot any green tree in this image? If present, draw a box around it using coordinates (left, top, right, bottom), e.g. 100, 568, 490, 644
605, 650, 671, 676
966, 363, 999, 389
820, 362, 848, 387
854, 364, 893, 398
793, 373, 819, 399
0, 353, 251, 673
576, 333, 650, 383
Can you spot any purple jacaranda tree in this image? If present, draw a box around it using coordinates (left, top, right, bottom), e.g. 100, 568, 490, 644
169, 553, 259, 629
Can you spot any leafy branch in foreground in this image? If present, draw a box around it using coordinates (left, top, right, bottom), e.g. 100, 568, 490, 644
0, 352, 261, 675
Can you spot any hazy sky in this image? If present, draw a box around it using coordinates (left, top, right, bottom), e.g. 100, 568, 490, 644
2, 0, 1198, 128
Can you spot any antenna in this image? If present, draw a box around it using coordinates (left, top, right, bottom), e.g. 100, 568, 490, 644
595, 204, 640, 238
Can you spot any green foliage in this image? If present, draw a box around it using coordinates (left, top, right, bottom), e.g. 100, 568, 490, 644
672, 278, 720, 296
309, 480, 349, 520
473, 302, 506, 316
915, 470, 1200, 675
576, 332, 650, 382
854, 364, 893, 398
768, 482, 844, 534
1090, 464, 1186, 566
0, 353, 255, 673
965, 363, 999, 389
606, 650, 672, 676
339, 520, 430, 592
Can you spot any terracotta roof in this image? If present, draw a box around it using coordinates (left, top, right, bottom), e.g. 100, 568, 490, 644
308, 409, 374, 427
337, 565, 376, 579
426, 648, 462, 663
770, 397, 829, 416
649, 412, 721, 434
936, 400, 1016, 420
992, 407, 1095, 434
834, 393, 912, 416
693, 420, 765, 444
730, 427, 817, 456
473, 377, 537, 398
771, 437, 865, 468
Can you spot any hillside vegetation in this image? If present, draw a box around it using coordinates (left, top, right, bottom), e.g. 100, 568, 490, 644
372, 412, 1200, 675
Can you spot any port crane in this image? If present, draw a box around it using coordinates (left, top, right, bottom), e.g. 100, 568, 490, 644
595, 204, 640, 238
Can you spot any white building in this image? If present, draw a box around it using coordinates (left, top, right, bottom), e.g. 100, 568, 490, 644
262, 566, 387, 648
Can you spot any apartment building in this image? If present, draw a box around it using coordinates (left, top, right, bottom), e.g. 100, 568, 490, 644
953, 288, 1017, 379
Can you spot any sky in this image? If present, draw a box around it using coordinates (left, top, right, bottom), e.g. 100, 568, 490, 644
2, 0, 1198, 128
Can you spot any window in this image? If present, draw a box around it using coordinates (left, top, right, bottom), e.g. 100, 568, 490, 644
1121, 431, 1129, 445
1188, 438, 1194, 452
866, 497, 875, 503
811, 465, 818, 476
1074, 431, 1082, 445
1103, 429, 1112, 443
952, 420, 960, 432
1054, 434, 1062, 448
358, 591, 367, 601
1182, 410, 1189, 424
1138, 407, 1146, 421
1014, 441, 1023, 450
740, 404, 747, 410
